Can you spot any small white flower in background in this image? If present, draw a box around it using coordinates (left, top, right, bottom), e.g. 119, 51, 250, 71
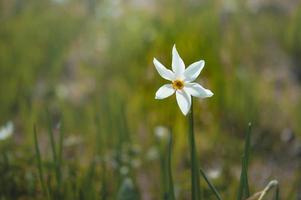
63, 135, 82, 147
154, 45, 213, 115
207, 167, 222, 179
154, 126, 169, 140
0, 121, 14, 141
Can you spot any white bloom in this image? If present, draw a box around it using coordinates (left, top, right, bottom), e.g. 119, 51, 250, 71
207, 168, 222, 179
154, 126, 169, 140
154, 45, 213, 115
0, 121, 14, 141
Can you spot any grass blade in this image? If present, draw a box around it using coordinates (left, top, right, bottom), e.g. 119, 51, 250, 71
237, 123, 252, 200
46, 114, 62, 197
33, 125, 50, 200
94, 112, 108, 200
156, 136, 168, 199
275, 183, 279, 200
243, 158, 250, 196
58, 121, 64, 167
47, 114, 57, 165
80, 160, 96, 200
237, 159, 245, 200
57, 121, 64, 189
199, 168, 222, 200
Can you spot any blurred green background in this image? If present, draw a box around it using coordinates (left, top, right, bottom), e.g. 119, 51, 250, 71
0, 0, 301, 199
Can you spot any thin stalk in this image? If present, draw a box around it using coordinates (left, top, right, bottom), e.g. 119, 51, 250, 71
34, 125, 50, 200
243, 158, 250, 196
47, 115, 57, 164
57, 121, 64, 189
81, 160, 96, 199
167, 132, 176, 200
47, 115, 61, 197
101, 160, 108, 200
237, 159, 245, 200
237, 123, 252, 200
244, 123, 252, 168
156, 132, 168, 199
275, 183, 279, 200
58, 121, 64, 167
199, 168, 222, 200
95, 113, 108, 200
188, 100, 201, 200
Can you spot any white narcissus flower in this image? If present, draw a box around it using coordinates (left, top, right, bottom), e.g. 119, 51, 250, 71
154, 45, 213, 115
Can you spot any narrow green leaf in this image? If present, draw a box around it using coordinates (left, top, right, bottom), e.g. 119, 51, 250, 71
243, 158, 250, 197
237, 158, 245, 200
57, 121, 64, 189
244, 123, 252, 197
33, 125, 50, 200
46, 113, 61, 196
57, 121, 64, 167
81, 160, 96, 200
101, 161, 108, 200
237, 123, 252, 200
244, 123, 252, 168
199, 168, 222, 200
275, 184, 279, 200
47, 114, 57, 164
94, 113, 108, 200
158, 138, 168, 199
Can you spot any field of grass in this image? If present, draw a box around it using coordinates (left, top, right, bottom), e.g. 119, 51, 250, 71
0, 0, 301, 199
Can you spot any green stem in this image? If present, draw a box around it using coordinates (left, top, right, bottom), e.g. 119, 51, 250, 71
275, 183, 279, 200
34, 125, 51, 200
47, 115, 61, 197
167, 132, 176, 200
188, 100, 201, 200
57, 121, 64, 190
156, 135, 168, 199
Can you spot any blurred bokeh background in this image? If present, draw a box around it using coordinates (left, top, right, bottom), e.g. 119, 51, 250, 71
0, 0, 301, 199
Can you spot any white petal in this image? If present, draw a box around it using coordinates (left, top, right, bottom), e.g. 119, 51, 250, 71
155, 84, 175, 99
153, 58, 175, 81
184, 60, 205, 82
185, 83, 213, 98
172, 45, 185, 77
176, 89, 191, 115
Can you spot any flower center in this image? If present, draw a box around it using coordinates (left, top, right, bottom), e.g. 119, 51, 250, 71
172, 80, 184, 90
